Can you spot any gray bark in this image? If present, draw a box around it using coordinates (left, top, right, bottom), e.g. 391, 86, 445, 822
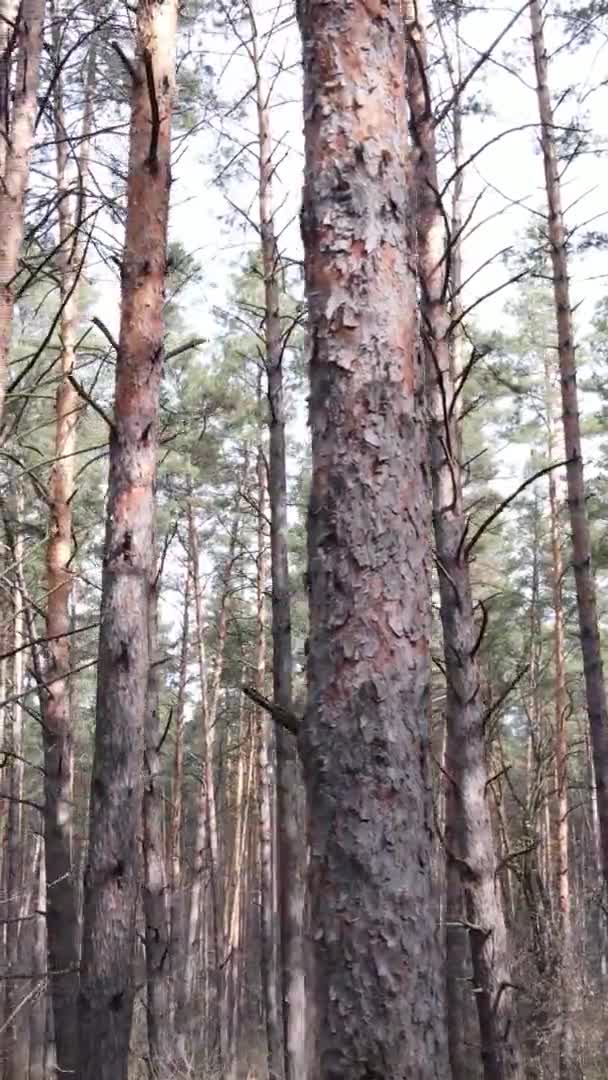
142, 582, 171, 1073
406, 5, 522, 1078
250, 20, 307, 1079
529, 0, 608, 890
255, 427, 285, 1080
298, 2, 448, 1075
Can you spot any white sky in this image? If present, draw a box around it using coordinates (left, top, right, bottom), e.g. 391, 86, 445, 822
88, 0, 608, 633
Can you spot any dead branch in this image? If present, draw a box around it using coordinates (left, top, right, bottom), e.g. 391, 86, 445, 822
241, 684, 299, 735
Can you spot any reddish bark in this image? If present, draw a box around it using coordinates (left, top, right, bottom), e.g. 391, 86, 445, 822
0, 0, 47, 426
299, 2, 448, 1074
77, 3, 178, 1077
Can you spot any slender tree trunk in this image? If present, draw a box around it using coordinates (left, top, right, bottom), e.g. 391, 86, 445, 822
443, 43, 470, 1067
181, 506, 237, 1067
4, 499, 28, 1080
0, 0, 47, 425
255, 428, 284, 1080
0, 1, 21, 178
169, 569, 189, 1023
530, 0, 608, 890
406, 7, 521, 1077
29, 840, 46, 1080
43, 32, 95, 1076
142, 579, 171, 1074
298, 2, 448, 1074
77, 3, 178, 1077
224, 690, 254, 1078
544, 352, 578, 1076
250, 21, 307, 1078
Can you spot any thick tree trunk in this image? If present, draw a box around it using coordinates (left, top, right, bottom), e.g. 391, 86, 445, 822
43, 34, 95, 1076
529, 0, 608, 890
298, 2, 448, 1075
255, 431, 285, 1080
250, 23, 308, 1079
0, 0, 46, 425
406, 9, 521, 1079
77, 3, 178, 1077
142, 581, 171, 1073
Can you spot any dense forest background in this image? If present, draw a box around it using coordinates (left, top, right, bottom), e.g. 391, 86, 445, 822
1, 0, 608, 1077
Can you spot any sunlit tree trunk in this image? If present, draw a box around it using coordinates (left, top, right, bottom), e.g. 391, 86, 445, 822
298, 1, 448, 1073
77, 3, 178, 1076
530, 0, 608, 891
406, 6, 521, 1077
0, 0, 47, 425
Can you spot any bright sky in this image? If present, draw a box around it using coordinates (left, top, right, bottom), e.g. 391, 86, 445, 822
89, 0, 608, 635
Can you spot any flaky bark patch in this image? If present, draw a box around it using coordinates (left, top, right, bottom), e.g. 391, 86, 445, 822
299, 2, 448, 1076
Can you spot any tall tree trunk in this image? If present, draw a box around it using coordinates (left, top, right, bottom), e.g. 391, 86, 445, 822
77, 3, 178, 1077
169, 567, 189, 1023
180, 506, 237, 1067
142, 578, 171, 1074
406, 7, 521, 1078
4, 504, 27, 1080
529, 0, 608, 889
224, 690, 254, 1079
298, 2, 448, 1074
0, 1, 21, 178
250, 19, 307, 1078
255, 428, 284, 1080
0, 0, 47, 425
544, 352, 577, 1076
29, 839, 46, 1080
43, 32, 95, 1076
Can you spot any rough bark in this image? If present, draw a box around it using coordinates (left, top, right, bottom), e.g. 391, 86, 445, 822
77, 3, 178, 1077
406, 8, 522, 1078
529, 0, 608, 890
0, 0, 47, 426
43, 33, 95, 1076
298, 2, 448, 1075
251, 18, 307, 1079
255, 429, 285, 1080
142, 580, 171, 1074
